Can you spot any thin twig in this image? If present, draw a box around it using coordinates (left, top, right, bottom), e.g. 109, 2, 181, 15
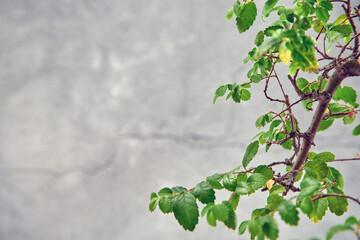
312, 193, 360, 206
343, 1, 359, 53
331, 157, 360, 162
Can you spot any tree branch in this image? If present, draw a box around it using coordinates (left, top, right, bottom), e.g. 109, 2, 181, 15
312, 193, 360, 206
289, 59, 360, 190
331, 157, 360, 162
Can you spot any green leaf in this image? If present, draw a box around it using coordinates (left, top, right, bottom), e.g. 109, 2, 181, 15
247, 173, 266, 190
255, 115, 266, 128
313, 152, 335, 162
266, 194, 285, 211
261, 215, 279, 240
254, 165, 274, 181
235, 182, 255, 195
296, 78, 309, 91
223, 173, 237, 192
269, 184, 286, 195
319, 0, 333, 10
255, 31, 265, 46
237, 172, 247, 183
296, 0, 315, 16
171, 186, 187, 194
192, 181, 216, 204
269, 119, 282, 132
233, 1, 243, 17
236, 1, 257, 34
353, 124, 360, 136
172, 192, 199, 231
201, 203, 213, 217
149, 192, 159, 212
344, 216, 358, 225
316, 1, 333, 22
327, 167, 344, 190
343, 114, 355, 125
210, 203, 230, 222
334, 14, 348, 25
305, 159, 329, 181
229, 193, 240, 211
318, 118, 334, 131
159, 196, 173, 213
206, 173, 224, 190
255, 37, 282, 59
226, 7, 234, 20
251, 73, 262, 83
294, 15, 312, 30
290, 46, 319, 73
207, 210, 217, 227
242, 83, 251, 88
315, 8, 329, 23
333, 86, 358, 107
299, 197, 313, 214
248, 219, 261, 236
239, 220, 249, 235
251, 208, 270, 220
331, 24, 353, 35
231, 86, 242, 103
223, 201, 237, 229
278, 200, 299, 226
264, 25, 283, 37
313, 19, 325, 33
307, 197, 328, 223
301, 99, 314, 112
308, 152, 317, 160
327, 187, 348, 216
158, 187, 173, 196
299, 177, 320, 199
215, 85, 227, 96
326, 224, 354, 240
262, 0, 279, 21
240, 89, 251, 101
213, 85, 228, 104
242, 141, 259, 169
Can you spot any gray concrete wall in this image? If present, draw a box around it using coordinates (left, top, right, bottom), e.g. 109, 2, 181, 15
0, 1, 359, 239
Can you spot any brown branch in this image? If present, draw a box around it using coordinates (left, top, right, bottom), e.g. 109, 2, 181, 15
312, 193, 360, 206
289, 59, 360, 194
329, 0, 348, 3
331, 157, 360, 162
323, 109, 359, 119
338, 34, 360, 60
264, 65, 286, 103
288, 74, 305, 97
343, 2, 359, 53
315, 46, 335, 60
267, 161, 292, 167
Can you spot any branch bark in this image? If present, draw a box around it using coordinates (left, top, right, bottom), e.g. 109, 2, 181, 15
290, 58, 360, 183
312, 193, 360, 206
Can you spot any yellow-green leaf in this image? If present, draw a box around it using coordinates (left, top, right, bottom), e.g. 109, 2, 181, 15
279, 42, 291, 64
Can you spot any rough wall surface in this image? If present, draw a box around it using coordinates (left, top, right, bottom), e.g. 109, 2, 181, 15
0, 1, 359, 240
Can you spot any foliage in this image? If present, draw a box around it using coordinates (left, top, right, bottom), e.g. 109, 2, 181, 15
150, 0, 360, 239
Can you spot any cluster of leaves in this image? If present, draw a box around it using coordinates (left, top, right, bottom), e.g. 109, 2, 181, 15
150, 138, 350, 239
218, 0, 360, 135
213, 82, 251, 104
150, 0, 360, 239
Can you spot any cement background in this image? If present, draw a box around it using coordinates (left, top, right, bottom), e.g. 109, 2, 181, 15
0, 1, 359, 240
